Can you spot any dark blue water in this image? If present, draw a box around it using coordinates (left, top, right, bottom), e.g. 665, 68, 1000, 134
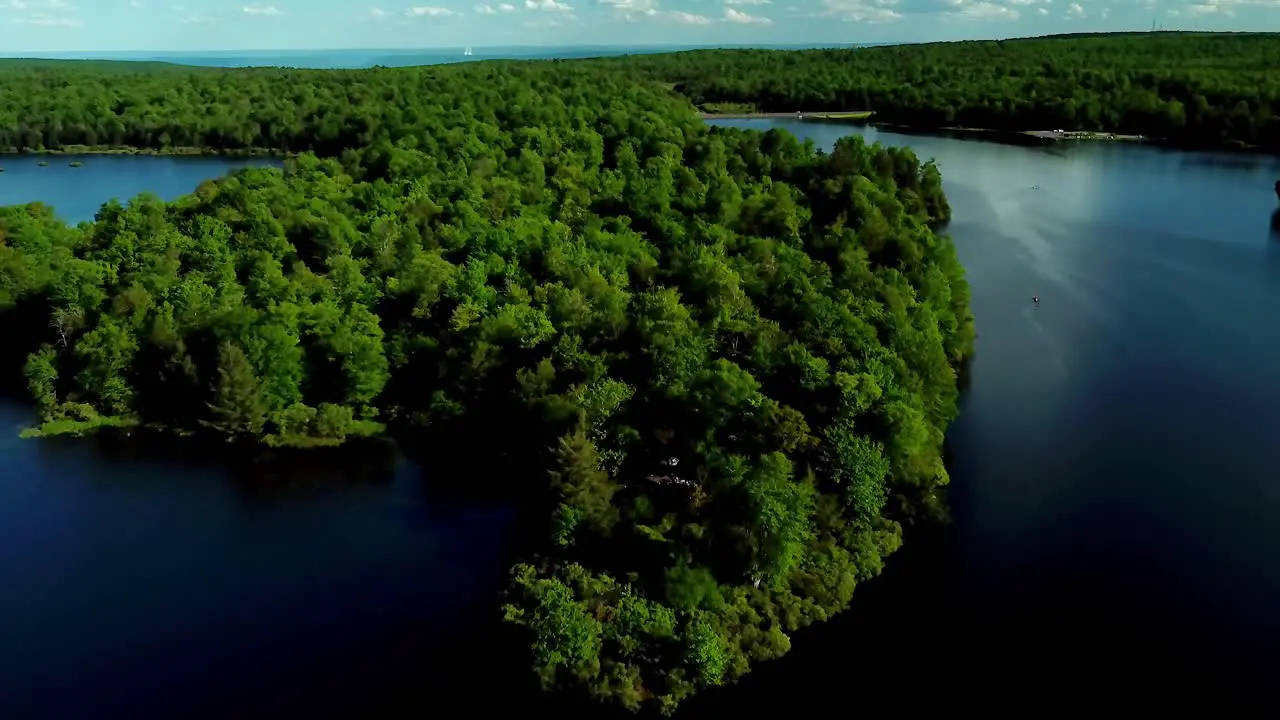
699, 119, 1280, 713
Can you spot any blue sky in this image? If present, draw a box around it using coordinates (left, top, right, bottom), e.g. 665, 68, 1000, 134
0, 0, 1276, 51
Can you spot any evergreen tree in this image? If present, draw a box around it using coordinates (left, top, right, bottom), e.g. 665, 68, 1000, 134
204, 340, 267, 437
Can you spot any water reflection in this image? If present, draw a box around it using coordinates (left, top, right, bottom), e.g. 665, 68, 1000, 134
31, 425, 401, 500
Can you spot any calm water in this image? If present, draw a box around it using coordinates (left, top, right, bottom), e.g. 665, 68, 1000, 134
2, 130, 1280, 716
700, 119, 1280, 713
0, 154, 278, 224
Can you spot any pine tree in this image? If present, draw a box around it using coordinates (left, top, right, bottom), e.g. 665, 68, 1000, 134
204, 340, 267, 438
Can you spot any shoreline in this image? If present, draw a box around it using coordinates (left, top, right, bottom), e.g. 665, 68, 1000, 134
702, 112, 1276, 155
700, 113, 1148, 143
840, 121, 1150, 145
700, 110, 874, 120
0, 145, 288, 158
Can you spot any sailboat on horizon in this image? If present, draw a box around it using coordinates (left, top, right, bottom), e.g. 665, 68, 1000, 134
464, 46, 473, 56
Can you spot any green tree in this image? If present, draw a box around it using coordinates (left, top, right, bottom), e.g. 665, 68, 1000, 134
204, 340, 267, 437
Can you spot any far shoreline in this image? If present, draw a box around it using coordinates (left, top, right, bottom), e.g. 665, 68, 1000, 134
0, 144, 289, 158
700, 111, 1276, 156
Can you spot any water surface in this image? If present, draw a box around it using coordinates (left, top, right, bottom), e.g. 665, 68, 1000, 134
0, 154, 277, 223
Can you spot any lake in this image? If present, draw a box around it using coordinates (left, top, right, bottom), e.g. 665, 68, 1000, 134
0, 154, 277, 224
1, 128, 1279, 716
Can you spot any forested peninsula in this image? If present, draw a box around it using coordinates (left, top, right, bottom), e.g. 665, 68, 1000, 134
0, 29, 1263, 714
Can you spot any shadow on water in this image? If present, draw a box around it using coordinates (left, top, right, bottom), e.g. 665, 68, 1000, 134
33, 425, 401, 500
0, 411, 537, 719
1271, 208, 1280, 240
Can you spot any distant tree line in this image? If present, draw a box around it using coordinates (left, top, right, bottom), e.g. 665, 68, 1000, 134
598, 32, 1280, 150
1, 33, 1278, 156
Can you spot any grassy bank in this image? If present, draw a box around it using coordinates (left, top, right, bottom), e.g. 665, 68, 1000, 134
20, 413, 139, 439
18, 402, 384, 448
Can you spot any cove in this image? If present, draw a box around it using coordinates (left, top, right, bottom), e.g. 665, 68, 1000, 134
0, 155, 279, 223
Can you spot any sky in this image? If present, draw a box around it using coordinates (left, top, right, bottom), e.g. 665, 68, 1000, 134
0, 0, 1277, 52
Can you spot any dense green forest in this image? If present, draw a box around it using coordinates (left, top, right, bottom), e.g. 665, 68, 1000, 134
0, 32, 1277, 153
0, 58, 971, 712
619, 32, 1280, 150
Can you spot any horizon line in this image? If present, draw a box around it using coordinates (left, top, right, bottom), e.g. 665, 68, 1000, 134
0, 42, 875, 55
3, 30, 1268, 56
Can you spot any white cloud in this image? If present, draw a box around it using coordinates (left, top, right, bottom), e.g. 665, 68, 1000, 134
600, 0, 658, 20
475, 2, 496, 11
946, 0, 1020, 18
1064, 1, 1084, 16
525, 0, 572, 9
724, 5, 771, 21
129, 0, 143, 6
1036, 5, 1047, 12
11, 12, 80, 25
241, 4, 282, 15
498, 1, 516, 7
669, 8, 712, 21
366, 6, 388, 18
820, 0, 901, 21
4, 0, 82, 26
1177, 0, 1280, 14
2, 0, 77, 11
723, 0, 772, 4
406, 5, 461, 15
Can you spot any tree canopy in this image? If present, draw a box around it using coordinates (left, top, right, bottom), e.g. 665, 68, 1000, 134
0, 43, 982, 713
